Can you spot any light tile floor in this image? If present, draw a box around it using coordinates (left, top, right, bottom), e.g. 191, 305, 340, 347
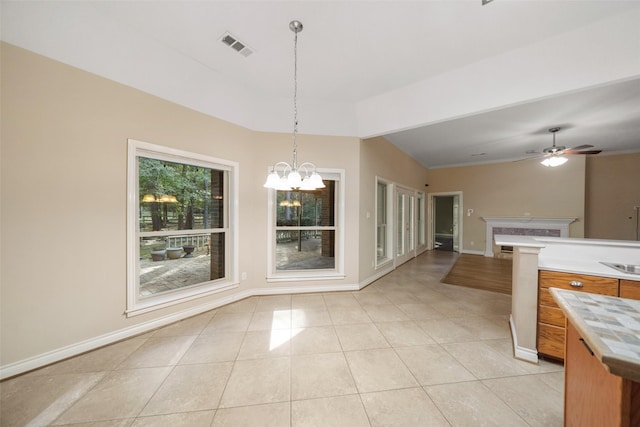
0, 251, 564, 426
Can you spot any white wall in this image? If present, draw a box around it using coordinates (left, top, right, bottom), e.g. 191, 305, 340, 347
357, 8, 640, 138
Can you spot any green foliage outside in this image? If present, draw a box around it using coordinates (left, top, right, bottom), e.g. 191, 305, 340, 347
139, 157, 222, 232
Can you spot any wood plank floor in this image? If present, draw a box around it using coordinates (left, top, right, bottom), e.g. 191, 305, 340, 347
441, 253, 513, 295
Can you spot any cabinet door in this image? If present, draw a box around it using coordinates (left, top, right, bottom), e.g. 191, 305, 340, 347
565, 321, 629, 427
619, 280, 640, 300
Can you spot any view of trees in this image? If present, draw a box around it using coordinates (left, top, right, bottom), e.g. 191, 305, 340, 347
138, 157, 224, 232
276, 190, 324, 227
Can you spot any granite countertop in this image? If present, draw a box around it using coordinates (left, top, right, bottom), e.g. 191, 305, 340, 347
550, 288, 640, 382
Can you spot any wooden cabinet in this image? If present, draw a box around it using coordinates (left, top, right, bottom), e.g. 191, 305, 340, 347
620, 279, 640, 300
565, 320, 640, 426
537, 270, 618, 360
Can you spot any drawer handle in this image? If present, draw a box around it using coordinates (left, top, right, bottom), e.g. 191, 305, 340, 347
569, 280, 583, 288
580, 338, 594, 356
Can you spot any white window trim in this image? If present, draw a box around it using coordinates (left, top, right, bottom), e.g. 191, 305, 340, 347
375, 177, 394, 270
266, 169, 345, 282
126, 139, 239, 317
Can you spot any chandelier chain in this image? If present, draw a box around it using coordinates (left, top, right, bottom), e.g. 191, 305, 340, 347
263, 20, 324, 191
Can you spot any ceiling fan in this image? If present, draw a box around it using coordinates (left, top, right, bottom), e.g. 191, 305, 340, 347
535, 127, 602, 167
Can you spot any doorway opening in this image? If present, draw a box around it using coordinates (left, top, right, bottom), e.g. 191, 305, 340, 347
430, 192, 462, 253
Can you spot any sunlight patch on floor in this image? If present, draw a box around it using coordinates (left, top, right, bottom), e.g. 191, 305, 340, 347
269, 310, 300, 351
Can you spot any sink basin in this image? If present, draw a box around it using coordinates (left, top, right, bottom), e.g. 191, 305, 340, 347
600, 262, 640, 275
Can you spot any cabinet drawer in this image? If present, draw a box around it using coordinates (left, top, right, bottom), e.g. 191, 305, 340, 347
539, 288, 558, 309
538, 322, 565, 360
539, 305, 566, 327
619, 279, 640, 300
539, 270, 618, 295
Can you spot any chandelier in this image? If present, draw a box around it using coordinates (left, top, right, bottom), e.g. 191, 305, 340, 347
264, 20, 325, 191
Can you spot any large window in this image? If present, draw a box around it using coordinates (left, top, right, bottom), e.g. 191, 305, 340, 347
267, 170, 344, 280
127, 139, 238, 316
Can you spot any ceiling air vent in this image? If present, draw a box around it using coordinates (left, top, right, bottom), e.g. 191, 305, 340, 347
221, 32, 254, 57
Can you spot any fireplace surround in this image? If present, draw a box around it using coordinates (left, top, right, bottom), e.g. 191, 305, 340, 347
483, 217, 575, 257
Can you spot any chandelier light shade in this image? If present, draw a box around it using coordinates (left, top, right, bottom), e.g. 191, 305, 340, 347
264, 20, 324, 191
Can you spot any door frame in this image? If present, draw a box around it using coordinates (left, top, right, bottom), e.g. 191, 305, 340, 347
395, 186, 416, 267
428, 191, 463, 253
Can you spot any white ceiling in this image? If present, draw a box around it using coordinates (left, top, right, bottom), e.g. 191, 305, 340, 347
386, 77, 640, 168
2, 0, 640, 168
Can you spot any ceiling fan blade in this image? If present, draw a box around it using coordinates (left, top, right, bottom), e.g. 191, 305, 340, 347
513, 154, 544, 162
567, 144, 594, 151
565, 149, 602, 155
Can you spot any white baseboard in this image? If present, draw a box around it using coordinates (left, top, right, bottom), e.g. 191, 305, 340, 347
359, 266, 394, 290
0, 280, 368, 380
509, 315, 539, 364
514, 345, 539, 364
0, 297, 230, 380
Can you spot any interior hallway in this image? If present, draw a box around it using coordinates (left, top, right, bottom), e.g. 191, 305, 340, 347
0, 251, 564, 426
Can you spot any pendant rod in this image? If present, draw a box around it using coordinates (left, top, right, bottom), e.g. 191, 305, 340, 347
291, 20, 302, 170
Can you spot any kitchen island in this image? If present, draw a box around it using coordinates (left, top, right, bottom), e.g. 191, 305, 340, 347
493, 235, 640, 363
551, 288, 640, 427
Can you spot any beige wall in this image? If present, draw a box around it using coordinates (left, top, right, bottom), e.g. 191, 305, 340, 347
358, 137, 430, 279
0, 43, 362, 370
427, 158, 586, 253
586, 152, 640, 240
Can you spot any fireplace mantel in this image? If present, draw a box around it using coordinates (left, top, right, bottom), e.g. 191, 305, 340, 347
482, 217, 575, 257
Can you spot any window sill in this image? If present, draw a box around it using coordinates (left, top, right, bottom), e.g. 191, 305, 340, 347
266, 273, 346, 283
126, 281, 239, 317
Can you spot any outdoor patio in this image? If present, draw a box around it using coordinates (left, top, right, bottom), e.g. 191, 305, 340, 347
140, 239, 335, 296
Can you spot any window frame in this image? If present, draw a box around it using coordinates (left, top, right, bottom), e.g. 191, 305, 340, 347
266, 169, 345, 281
375, 177, 394, 269
126, 139, 239, 317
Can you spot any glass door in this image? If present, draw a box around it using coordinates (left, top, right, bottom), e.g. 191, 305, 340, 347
395, 187, 415, 266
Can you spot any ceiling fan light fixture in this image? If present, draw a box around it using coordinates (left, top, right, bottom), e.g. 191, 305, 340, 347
541, 156, 568, 167
539, 127, 569, 167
